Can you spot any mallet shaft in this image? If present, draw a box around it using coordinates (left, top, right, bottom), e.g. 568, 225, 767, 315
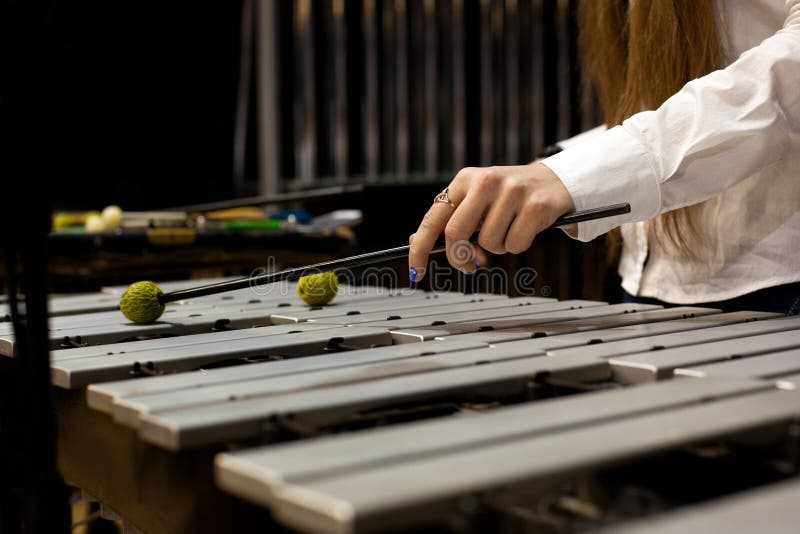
159, 203, 630, 304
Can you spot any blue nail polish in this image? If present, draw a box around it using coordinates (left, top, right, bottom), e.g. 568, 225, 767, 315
409, 267, 418, 282
475, 259, 481, 269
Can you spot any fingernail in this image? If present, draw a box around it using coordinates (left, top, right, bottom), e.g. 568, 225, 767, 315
475, 259, 481, 269
409, 267, 418, 282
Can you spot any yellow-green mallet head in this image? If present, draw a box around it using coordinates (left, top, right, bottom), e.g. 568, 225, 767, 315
296, 271, 339, 306
120, 281, 166, 323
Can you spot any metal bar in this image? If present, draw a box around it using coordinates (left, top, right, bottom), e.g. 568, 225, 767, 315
112, 340, 552, 428
51, 323, 335, 364
215, 375, 768, 508
675, 348, 800, 379
385, 302, 657, 338
395, 0, 409, 176
447, 309, 777, 345
308, 297, 559, 326
609, 328, 800, 383
451, 0, 466, 169
363, 0, 380, 181
531, 0, 545, 154
479, 0, 493, 165
137, 353, 610, 450
381, 1, 396, 175
423, 0, 438, 177
505, 0, 520, 163
269, 292, 516, 324
255, 0, 281, 195
294, 0, 316, 185
555, 0, 571, 140
51, 326, 393, 389
596, 479, 800, 534
332, 0, 348, 180
233, 0, 254, 190
87, 338, 488, 414
265, 388, 800, 533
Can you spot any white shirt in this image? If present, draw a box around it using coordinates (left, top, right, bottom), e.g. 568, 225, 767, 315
542, 0, 800, 304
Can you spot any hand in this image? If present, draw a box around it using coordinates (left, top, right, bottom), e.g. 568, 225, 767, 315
408, 162, 575, 280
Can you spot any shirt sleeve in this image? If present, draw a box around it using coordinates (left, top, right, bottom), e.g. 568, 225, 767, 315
541, 0, 800, 242
557, 124, 607, 150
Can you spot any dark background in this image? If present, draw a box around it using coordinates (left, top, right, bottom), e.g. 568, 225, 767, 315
39, 2, 244, 210
34, 0, 588, 210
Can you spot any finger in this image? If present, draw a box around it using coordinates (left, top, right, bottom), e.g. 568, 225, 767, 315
408, 199, 463, 282
504, 198, 549, 254
443, 192, 491, 272
473, 245, 489, 269
477, 187, 523, 254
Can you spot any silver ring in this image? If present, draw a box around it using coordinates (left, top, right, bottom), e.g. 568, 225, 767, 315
434, 188, 456, 209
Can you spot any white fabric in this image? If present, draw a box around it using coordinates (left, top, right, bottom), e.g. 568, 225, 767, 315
542, 0, 800, 304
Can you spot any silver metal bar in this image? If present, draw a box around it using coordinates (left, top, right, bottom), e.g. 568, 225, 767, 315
4, 305, 337, 358
451, 0, 466, 169
505, 0, 519, 163
137, 354, 610, 450
50, 323, 336, 363
395, 0, 409, 176
531, 0, 545, 154
0, 294, 119, 319
214, 375, 768, 507
388, 302, 657, 341
3, 306, 284, 356
51, 327, 393, 389
555, 0, 571, 140
0, 308, 195, 335
423, 0, 438, 177
609, 328, 800, 383
596, 478, 800, 534
381, 1, 396, 174
256, 0, 281, 195
367, 299, 612, 331
308, 297, 561, 326
294, 0, 316, 185
112, 340, 555, 428
266, 388, 800, 533
776, 372, 800, 390
269, 293, 516, 324
87, 338, 488, 414
441, 309, 777, 345
479, 0, 493, 165
549, 314, 800, 361
363, 0, 379, 181
332, 0, 348, 180
234, 0, 254, 190
675, 348, 800, 380
93, 307, 720, 410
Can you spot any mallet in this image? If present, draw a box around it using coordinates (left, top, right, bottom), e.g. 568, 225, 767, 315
119, 203, 630, 323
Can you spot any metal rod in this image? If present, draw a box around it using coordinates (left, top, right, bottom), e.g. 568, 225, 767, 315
165, 185, 364, 212
363, 0, 379, 182
255, 0, 281, 196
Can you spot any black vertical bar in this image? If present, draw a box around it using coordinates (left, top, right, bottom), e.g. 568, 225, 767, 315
1, 1, 70, 530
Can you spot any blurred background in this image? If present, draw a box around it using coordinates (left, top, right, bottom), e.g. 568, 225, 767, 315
18, 0, 618, 300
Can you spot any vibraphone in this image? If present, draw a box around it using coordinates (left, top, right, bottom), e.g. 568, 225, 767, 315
4, 279, 800, 533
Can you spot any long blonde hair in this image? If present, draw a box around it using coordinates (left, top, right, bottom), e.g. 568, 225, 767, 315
577, 0, 722, 254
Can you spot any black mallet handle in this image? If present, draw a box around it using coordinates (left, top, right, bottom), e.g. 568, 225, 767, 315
159, 202, 631, 304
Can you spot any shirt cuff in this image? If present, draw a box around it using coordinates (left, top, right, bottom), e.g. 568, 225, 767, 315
540, 125, 662, 242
